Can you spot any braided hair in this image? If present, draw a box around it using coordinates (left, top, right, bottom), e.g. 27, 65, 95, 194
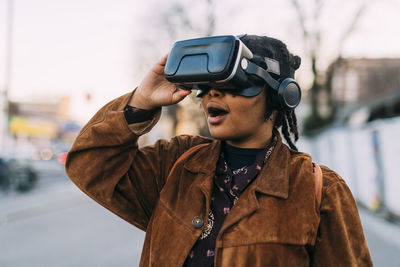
241, 35, 301, 151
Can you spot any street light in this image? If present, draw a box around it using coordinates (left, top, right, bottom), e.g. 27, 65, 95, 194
1, 0, 14, 149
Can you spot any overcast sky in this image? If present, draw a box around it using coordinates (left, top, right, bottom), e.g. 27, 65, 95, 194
1, 0, 400, 123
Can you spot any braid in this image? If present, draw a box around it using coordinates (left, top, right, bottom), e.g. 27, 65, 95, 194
282, 112, 298, 151
271, 109, 299, 151
286, 110, 299, 142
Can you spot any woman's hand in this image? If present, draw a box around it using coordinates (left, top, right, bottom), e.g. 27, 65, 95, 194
129, 54, 192, 110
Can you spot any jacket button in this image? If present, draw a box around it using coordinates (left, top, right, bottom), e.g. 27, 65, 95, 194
192, 217, 204, 229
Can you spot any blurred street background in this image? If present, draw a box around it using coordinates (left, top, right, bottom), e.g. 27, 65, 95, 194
1, 0, 400, 266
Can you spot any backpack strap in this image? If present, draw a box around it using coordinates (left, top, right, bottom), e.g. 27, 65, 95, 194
312, 162, 323, 207
166, 143, 209, 183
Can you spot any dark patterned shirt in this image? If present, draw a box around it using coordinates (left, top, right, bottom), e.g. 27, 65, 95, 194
184, 138, 277, 267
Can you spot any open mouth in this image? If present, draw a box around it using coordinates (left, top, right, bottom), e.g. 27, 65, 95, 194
206, 103, 229, 125
208, 107, 229, 118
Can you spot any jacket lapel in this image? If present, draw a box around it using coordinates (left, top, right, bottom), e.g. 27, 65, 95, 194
180, 136, 291, 238
218, 135, 291, 237
183, 140, 221, 221
183, 140, 221, 175
254, 135, 290, 199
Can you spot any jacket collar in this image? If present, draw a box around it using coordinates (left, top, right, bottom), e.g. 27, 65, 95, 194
254, 134, 290, 199
183, 140, 221, 174
183, 134, 290, 200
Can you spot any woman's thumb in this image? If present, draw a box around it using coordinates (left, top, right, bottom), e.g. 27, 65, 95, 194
172, 89, 192, 103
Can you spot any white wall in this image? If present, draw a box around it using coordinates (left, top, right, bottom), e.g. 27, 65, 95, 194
301, 117, 400, 215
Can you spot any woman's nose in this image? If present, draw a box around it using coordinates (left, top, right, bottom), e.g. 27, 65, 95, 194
208, 89, 224, 97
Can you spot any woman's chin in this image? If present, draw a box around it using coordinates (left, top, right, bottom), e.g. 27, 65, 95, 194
208, 129, 229, 140
208, 129, 238, 141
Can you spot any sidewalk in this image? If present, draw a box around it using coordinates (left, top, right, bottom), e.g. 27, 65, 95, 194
0, 180, 145, 267
359, 207, 400, 266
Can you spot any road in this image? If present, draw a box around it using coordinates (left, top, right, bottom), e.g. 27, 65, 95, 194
0, 160, 400, 267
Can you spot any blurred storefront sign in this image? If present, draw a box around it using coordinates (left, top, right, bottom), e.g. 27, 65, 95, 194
3, 97, 80, 165
9, 116, 58, 139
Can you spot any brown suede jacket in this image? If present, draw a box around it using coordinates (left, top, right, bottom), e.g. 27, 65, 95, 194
66, 92, 373, 267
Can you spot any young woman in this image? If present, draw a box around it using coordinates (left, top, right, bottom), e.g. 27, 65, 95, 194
66, 35, 373, 266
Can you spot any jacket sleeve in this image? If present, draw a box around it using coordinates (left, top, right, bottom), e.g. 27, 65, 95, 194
65, 91, 208, 231
311, 168, 373, 266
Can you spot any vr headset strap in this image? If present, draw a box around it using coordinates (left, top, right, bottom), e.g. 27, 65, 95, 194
245, 60, 280, 91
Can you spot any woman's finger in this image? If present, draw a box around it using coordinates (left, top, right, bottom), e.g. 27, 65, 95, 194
171, 89, 192, 104
153, 54, 169, 75
159, 53, 169, 66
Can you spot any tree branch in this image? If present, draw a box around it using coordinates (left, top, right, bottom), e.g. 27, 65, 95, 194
289, 0, 309, 39
337, 0, 370, 55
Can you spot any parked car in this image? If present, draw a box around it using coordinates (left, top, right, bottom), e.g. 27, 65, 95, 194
0, 157, 11, 190
8, 158, 38, 192
0, 155, 38, 193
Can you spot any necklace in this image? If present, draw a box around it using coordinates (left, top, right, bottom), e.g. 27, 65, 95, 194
228, 142, 276, 205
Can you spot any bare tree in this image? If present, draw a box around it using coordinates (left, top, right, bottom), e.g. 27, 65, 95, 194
160, 0, 215, 38
289, 0, 371, 132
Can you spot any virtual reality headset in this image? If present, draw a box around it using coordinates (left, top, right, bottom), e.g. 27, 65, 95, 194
164, 35, 301, 110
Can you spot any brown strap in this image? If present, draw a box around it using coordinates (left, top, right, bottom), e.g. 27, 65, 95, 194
166, 144, 209, 183
312, 162, 323, 207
